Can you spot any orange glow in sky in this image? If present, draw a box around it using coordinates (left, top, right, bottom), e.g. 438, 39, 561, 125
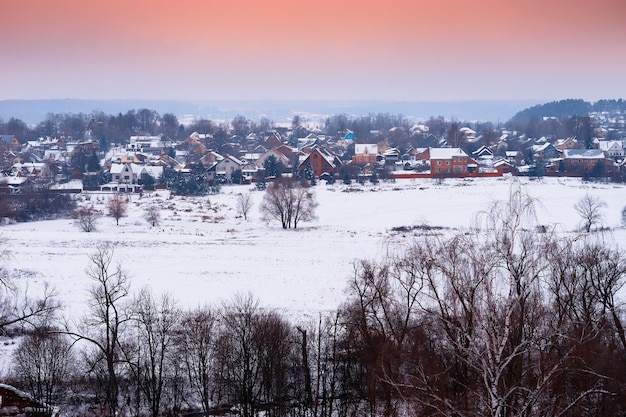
1, 0, 625, 101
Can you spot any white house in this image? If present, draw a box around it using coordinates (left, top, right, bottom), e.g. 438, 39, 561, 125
596, 140, 624, 159
213, 155, 244, 183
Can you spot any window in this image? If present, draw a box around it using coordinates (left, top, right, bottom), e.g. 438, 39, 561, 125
313, 154, 318, 159
446, 161, 450, 165
437, 161, 441, 165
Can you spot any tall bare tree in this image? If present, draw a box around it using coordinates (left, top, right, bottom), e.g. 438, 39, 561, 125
176, 306, 218, 416
63, 244, 132, 417
132, 288, 180, 417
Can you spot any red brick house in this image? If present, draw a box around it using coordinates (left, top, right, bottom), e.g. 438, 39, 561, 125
352, 144, 379, 165
298, 147, 342, 178
426, 147, 478, 177
557, 149, 612, 176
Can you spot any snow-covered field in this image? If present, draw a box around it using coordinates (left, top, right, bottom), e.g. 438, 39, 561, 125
3, 176, 626, 323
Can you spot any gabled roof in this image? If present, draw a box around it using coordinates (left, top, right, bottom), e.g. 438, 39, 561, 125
299, 147, 340, 169
216, 154, 244, 166
428, 147, 469, 160
472, 145, 494, 157
597, 140, 623, 151
263, 132, 283, 148
354, 144, 378, 155
0, 134, 16, 143
531, 142, 558, 152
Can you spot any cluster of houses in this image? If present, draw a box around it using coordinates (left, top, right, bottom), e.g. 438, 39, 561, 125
1, 116, 626, 194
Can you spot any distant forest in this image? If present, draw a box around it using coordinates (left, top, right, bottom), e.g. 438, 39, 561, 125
510, 99, 626, 123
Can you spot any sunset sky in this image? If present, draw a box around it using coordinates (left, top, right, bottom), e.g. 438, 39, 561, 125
1, 0, 625, 102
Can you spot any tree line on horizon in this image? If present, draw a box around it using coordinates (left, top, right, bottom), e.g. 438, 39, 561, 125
1, 98, 623, 152
2, 188, 626, 417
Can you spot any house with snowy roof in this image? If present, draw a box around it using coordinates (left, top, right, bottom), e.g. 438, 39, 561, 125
263, 132, 284, 149
554, 137, 581, 151
352, 144, 379, 165
426, 147, 478, 177
0, 383, 58, 417
0, 134, 21, 153
531, 142, 561, 160
557, 149, 612, 176
298, 146, 342, 178
211, 155, 244, 183
255, 148, 292, 171
596, 140, 624, 159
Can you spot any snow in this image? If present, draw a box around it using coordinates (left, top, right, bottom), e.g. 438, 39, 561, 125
3, 176, 626, 328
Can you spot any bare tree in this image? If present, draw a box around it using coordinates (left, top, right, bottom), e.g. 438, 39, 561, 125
132, 288, 180, 417
236, 192, 253, 221
63, 244, 132, 417
336, 185, 616, 417
175, 306, 218, 416
144, 204, 160, 227
574, 193, 606, 232
74, 205, 100, 232
107, 194, 128, 226
216, 293, 297, 417
259, 177, 317, 229
0, 282, 60, 332
0, 239, 60, 332
12, 331, 74, 407
292, 184, 318, 228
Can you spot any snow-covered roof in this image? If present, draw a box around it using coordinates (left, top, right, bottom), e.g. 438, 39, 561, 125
110, 162, 141, 174
563, 149, 606, 159
597, 140, 623, 151
141, 165, 163, 179
429, 147, 469, 159
355, 144, 378, 155
531, 143, 556, 152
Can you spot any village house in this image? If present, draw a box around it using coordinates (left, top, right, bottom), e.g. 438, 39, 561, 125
211, 155, 244, 183
0, 134, 21, 153
11, 162, 51, 180
554, 137, 581, 151
352, 144, 378, 165
595, 139, 624, 159
531, 142, 561, 161
298, 146, 342, 178
199, 151, 224, 169
426, 147, 478, 177
557, 149, 612, 176
0, 383, 58, 417
262, 132, 284, 149
255, 148, 292, 172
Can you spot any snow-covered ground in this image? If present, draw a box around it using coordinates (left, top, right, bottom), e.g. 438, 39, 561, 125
3, 176, 626, 325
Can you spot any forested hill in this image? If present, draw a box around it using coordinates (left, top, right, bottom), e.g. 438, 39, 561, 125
509, 99, 626, 124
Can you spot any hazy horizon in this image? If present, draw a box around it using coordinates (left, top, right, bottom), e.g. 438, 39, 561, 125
0, 98, 547, 124
2, 0, 625, 103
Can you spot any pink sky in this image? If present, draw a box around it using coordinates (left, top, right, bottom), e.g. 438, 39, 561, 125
1, 0, 625, 101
